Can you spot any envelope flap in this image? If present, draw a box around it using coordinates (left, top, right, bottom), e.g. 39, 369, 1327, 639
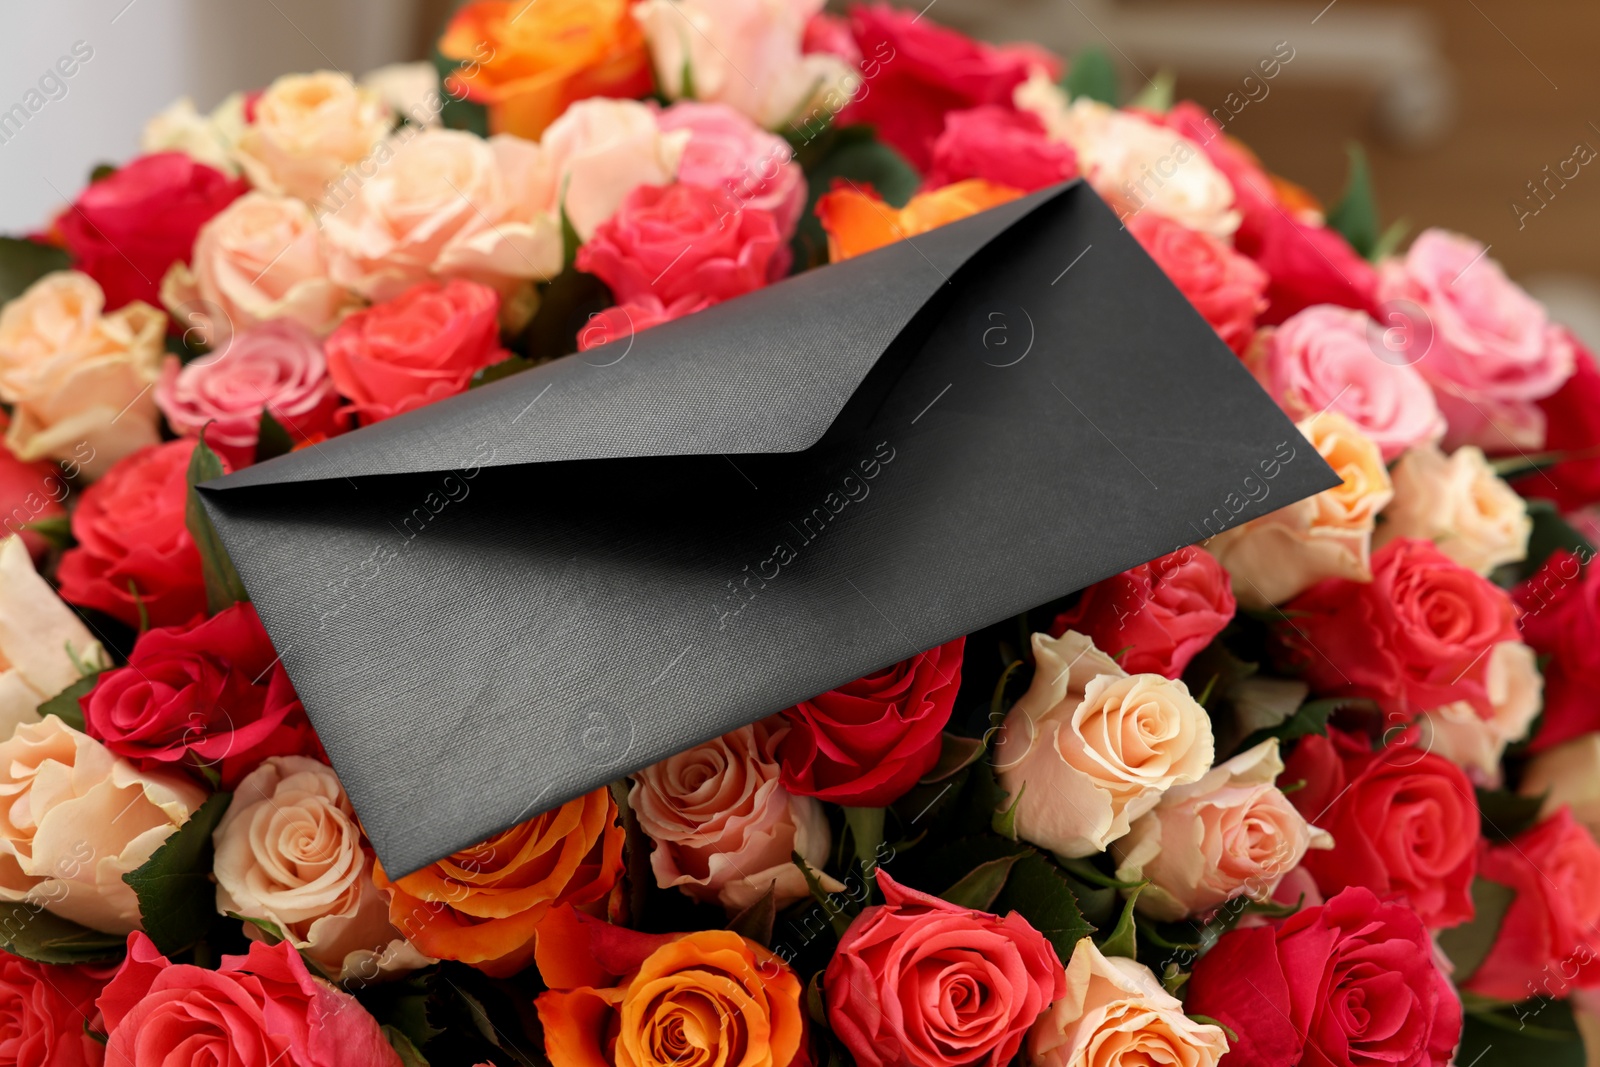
210, 185, 1072, 491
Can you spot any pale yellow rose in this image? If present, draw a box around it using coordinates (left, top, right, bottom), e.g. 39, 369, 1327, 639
1014, 67, 1076, 142
0, 716, 205, 934
234, 71, 394, 202
0, 536, 103, 737
1420, 640, 1541, 785
214, 756, 429, 982
1112, 739, 1332, 920
1205, 411, 1393, 609
0, 271, 163, 479
992, 631, 1214, 859
140, 95, 242, 174
359, 62, 444, 129
1027, 936, 1229, 1067
538, 97, 688, 240
1520, 732, 1600, 836
162, 192, 357, 342
1374, 443, 1531, 575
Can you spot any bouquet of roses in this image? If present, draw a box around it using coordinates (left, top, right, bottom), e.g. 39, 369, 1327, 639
3, 1, 1600, 1065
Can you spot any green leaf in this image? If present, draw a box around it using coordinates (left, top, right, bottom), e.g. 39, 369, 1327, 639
992, 852, 1093, 964
1436, 876, 1516, 983
254, 410, 295, 464
122, 792, 231, 954
1371, 217, 1410, 261
728, 884, 776, 946
843, 805, 886, 894
519, 268, 613, 364
1187, 1015, 1238, 1043
226, 910, 287, 943
920, 733, 986, 783
1506, 499, 1597, 584
1098, 882, 1146, 958
382, 1025, 431, 1067
792, 851, 852, 939
1326, 143, 1380, 259
88, 162, 118, 184
185, 433, 249, 614
992, 781, 1026, 840
1063, 46, 1119, 105
1236, 695, 1369, 754
36, 671, 102, 732
1478, 788, 1546, 842
1126, 70, 1175, 113
560, 202, 582, 272
0, 903, 124, 964
432, 53, 489, 137
789, 124, 919, 271
1459, 999, 1586, 1067
0, 237, 71, 306
21, 516, 73, 551
941, 854, 1024, 910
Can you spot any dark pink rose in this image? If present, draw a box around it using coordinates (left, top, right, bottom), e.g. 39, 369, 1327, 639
925, 106, 1077, 193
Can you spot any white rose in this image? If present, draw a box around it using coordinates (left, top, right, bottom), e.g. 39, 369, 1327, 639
0, 536, 103, 737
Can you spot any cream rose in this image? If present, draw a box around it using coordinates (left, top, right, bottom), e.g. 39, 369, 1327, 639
1520, 732, 1600, 835
234, 71, 393, 202
1418, 640, 1541, 785
1374, 443, 1531, 576
0, 271, 163, 479
539, 97, 688, 240
140, 95, 244, 175
321, 127, 565, 303
1205, 411, 1393, 609
359, 62, 443, 129
0, 536, 103, 736
992, 630, 1214, 859
0, 716, 205, 934
1027, 936, 1229, 1067
214, 756, 428, 982
629, 717, 839, 911
1112, 739, 1332, 920
162, 191, 357, 341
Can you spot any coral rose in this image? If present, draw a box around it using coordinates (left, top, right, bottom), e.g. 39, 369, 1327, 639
926, 106, 1078, 193
1187, 887, 1460, 1067
155, 318, 344, 469
1517, 549, 1600, 749
373, 786, 622, 977
0, 949, 107, 1067
1027, 937, 1228, 1067
817, 179, 1024, 262
1375, 442, 1531, 575
0, 414, 68, 560
825, 868, 1064, 1067
97, 933, 400, 1067
214, 756, 425, 983
1417, 640, 1542, 783
1049, 546, 1235, 679
658, 101, 807, 238
630, 718, 836, 911
1204, 411, 1393, 609
0, 271, 164, 480
1112, 739, 1331, 921
0, 535, 103, 737
233, 71, 393, 203
0, 717, 204, 934
57, 152, 246, 310
536, 928, 805, 1067
323, 278, 508, 425
992, 631, 1214, 858
440, 0, 652, 139
1126, 211, 1267, 354
1282, 729, 1477, 929
56, 439, 208, 629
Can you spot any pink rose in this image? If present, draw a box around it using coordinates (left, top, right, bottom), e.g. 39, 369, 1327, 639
1377, 229, 1575, 450
1252, 304, 1445, 460
925, 106, 1077, 193
96, 933, 400, 1067
657, 101, 806, 239
1126, 212, 1267, 354
824, 868, 1064, 1067
155, 319, 344, 469
0, 950, 108, 1067
576, 183, 789, 309
576, 294, 711, 354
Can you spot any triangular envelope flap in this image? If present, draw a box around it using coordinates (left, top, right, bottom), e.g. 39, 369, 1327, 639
209, 185, 1070, 492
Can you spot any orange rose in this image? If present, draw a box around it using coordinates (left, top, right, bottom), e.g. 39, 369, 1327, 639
816, 178, 1024, 262
372, 787, 623, 976
439, 0, 653, 139
536, 929, 805, 1067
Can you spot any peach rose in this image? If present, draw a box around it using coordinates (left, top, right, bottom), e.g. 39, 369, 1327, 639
817, 179, 1025, 262
540, 97, 688, 241
0, 716, 205, 934
1418, 640, 1542, 785
636, 0, 851, 130
0, 535, 103, 736
161, 192, 357, 340
1374, 443, 1531, 576
214, 756, 429, 983
1522, 732, 1600, 837
1204, 411, 1393, 609
320, 127, 565, 303
992, 630, 1214, 859
1027, 937, 1229, 1067
234, 71, 393, 202
0, 271, 163, 479
1112, 739, 1332, 920
372, 787, 623, 977
630, 717, 839, 911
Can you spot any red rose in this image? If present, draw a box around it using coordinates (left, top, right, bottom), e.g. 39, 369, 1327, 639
824, 869, 1063, 1067
576, 183, 789, 310
1126, 213, 1268, 355
1521, 332, 1600, 511
1277, 538, 1519, 721
1187, 886, 1460, 1067
1463, 807, 1600, 1002
0, 413, 68, 560
838, 4, 1058, 170
1518, 549, 1600, 749
57, 152, 246, 310
925, 106, 1077, 193
324, 278, 508, 425
1051, 547, 1235, 679
0, 949, 109, 1067
82, 602, 318, 787
56, 439, 208, 629
1283, 729, 1477, 929
778, 638, 963, 807
97, 933, 400, 1067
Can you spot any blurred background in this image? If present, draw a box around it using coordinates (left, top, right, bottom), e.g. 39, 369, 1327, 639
4, 0, 1597, 338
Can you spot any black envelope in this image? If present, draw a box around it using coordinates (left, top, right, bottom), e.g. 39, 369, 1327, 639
200, 181, 1338, 878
